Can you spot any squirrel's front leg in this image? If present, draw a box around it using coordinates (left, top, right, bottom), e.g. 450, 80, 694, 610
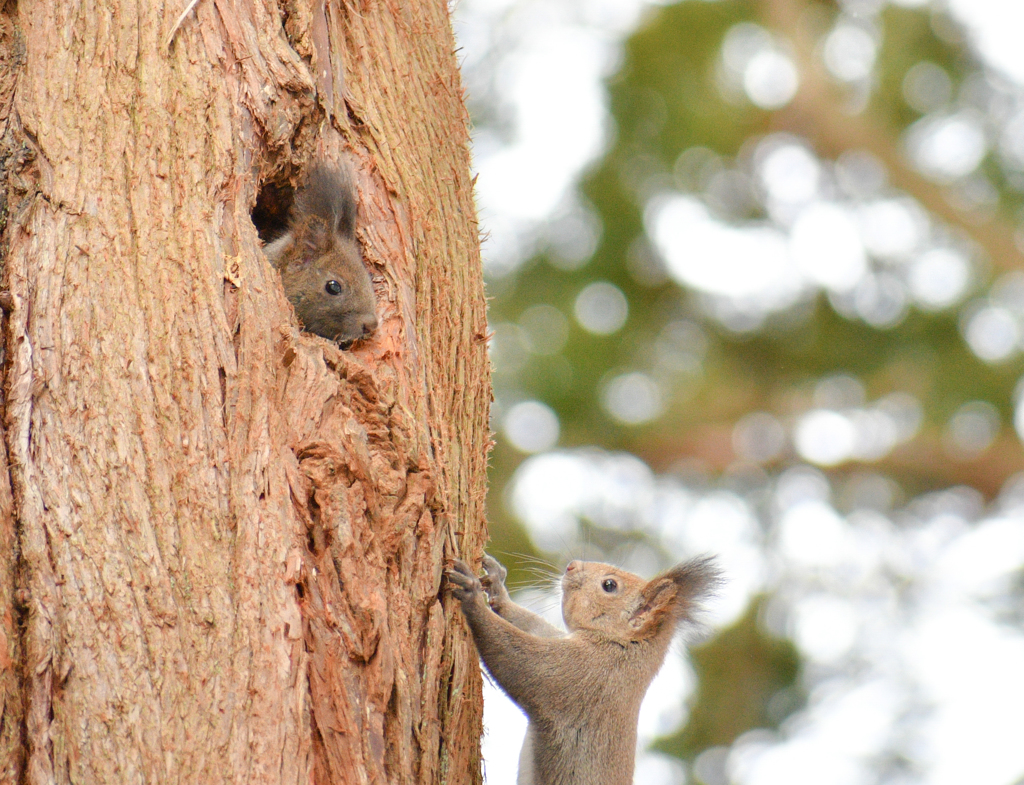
447, 560, 567, 715
479, 554, 564, 639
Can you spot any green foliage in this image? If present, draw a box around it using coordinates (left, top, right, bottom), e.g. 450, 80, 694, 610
656, 599, 802, 760
482, 0, 1024, 770
489, 0, 1024, 515
611, 0, 763, 159
871, 5, 968, 130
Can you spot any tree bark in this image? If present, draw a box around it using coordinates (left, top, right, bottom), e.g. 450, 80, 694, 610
0, 1, 490, 783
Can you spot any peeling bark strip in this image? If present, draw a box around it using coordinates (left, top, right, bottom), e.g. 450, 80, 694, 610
0, 1, 489, 783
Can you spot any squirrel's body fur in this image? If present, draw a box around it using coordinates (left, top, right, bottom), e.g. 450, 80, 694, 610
449, 554, 719, 785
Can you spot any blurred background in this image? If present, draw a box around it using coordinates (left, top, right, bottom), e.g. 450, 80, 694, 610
451, 0, 1024, 783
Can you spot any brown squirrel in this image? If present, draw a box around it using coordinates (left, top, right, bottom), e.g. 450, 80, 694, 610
264, 164, 378, 347
448, 554, 719, 785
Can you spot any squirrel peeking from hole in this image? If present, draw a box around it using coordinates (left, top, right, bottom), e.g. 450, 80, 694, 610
448, 553, 720, 785
264, 163, 378, 348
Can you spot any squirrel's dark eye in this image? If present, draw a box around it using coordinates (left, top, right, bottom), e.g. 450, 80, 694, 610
325, 280, 343, 296
601, 578, 617, 593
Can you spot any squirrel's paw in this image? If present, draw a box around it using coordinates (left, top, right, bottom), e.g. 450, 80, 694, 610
447, 560, 484, 603
480, 554, 510, 608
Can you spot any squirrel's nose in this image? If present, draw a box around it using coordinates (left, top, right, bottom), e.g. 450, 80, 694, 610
360, 312, 378, 337
565, 560, 581, 574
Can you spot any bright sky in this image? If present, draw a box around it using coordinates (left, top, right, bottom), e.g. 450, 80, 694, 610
946, 0, 1024, 83
452, 1, 1024, 783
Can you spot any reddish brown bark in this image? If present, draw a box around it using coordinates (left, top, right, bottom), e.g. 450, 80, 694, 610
0, 1, 489, 783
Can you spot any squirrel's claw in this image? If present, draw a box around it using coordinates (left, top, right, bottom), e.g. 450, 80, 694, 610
480, 554, 507, 582
447, 559, 483, 602
480, 553, 510, 607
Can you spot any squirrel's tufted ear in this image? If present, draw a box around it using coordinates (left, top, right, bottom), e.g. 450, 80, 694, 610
627, 556, 721, 639
627, 577, 678, 639
664, 556, 721, 620
293, 217, 334, 266
300, 164, 358, 239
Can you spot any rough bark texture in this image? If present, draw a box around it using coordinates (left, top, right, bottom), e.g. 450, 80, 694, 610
0, 1, 489, 783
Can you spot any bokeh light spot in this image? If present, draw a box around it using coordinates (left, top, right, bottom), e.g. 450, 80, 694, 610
852, 271, 908, 328
574, 281, 629, 335
633, 753, 686, 785
733, 412, 787, 464
944, 400, 1000, 457
655, 320, 708, 374
814, 374, 866, 408
503, 400, 560, 453
602, 372, 663, 425
835, 149, 887, 198
790, 203, 867, 292
857, 198, 925, 260
906, 112, 987, 182
823, 22, 877, 82
778, 499, 847, 566
758, 141, 821, 205
791, 594, 859, 662
907, 248, 971, 310
519, 304, 570, 355
489, 322, 530, 374
963, 305, 1019, 362
648, 195, 802, 323
546, 202, 601, 270
795, 409, 857, 466
902, 61, 952, 113
743, 50, 799, 110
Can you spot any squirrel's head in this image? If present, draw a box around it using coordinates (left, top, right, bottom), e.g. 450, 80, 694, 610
275, 217, 378, 347
560, 557, 719, 643
265, 162, 378, 347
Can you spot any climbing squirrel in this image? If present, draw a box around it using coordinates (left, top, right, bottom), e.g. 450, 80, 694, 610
448, 554, 719, 785
264, 163, 378, 347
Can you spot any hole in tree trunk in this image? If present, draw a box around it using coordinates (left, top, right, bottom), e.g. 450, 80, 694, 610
251, 177, 296, 243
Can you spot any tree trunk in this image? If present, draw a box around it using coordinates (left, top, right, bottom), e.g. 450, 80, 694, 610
0, 1, 490, 783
